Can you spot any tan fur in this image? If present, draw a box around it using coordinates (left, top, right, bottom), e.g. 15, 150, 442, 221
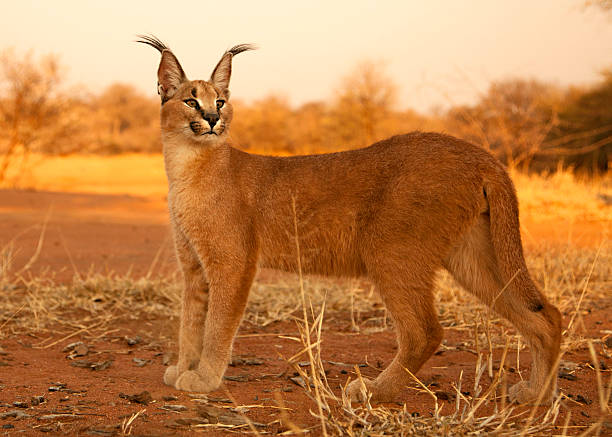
138, 37, 562, 404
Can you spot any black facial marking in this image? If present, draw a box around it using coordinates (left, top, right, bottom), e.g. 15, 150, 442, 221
191, 88, 197, 98
529, 302, 544, 312
190, 121, 201, 134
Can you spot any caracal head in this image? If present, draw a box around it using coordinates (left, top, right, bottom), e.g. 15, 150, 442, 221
137, 35, 255, 146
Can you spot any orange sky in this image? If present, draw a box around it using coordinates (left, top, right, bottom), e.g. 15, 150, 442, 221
2, 0, 612, 111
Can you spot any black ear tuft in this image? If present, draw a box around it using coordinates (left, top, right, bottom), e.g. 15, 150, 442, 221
136, 34, 187, 103
135, 34, 169, 53
210, 44, 257, 94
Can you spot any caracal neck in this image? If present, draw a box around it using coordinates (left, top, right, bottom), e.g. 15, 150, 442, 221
162, 136, 230, 191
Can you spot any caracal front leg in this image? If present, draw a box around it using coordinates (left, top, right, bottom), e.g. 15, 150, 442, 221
175, 249, 257, 393
164, 230, 209, 387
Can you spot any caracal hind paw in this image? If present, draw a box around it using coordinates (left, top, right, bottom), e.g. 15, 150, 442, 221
175, 370, 221, 393
163, 365, 180, 387
509, 381, 552, 405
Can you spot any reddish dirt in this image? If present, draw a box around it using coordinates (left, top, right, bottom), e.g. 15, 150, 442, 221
0, 189, 610, 435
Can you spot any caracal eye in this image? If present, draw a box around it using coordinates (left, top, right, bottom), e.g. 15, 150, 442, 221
184, 99, 198, 109
216, 99, 225, 110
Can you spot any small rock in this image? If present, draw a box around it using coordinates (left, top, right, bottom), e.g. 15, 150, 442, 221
173, 417, 206, 426
206, 397, 231, 403
39, 414, 80, 420
119, 391, 153, 405
161, 404, 188, 412
0, 361, 10, 367
230, 356, 264, 366
162, 395, 178, 401
72, 360, 112, 371
2, 424, 14, 429
48, 382, 67, 392
559, 371, 577, 381
575, 394, 592, 405
223, 374, 249, 382
133, 358, 151, 367
63, 342, 89, 358
125, 336, 142, 346
289, 375, 313, 388
31, 395, 45, 406
196, 405, 248, 426
435, 391, 454, 401
86, 425, 119, 436
327, 360, 353, 367
92, 360, 112, 371
0, 410, 31, 419
605, 337, 612, 348
0, 347, 8, 356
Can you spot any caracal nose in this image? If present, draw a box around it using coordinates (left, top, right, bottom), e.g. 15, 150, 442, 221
203, 112, 220, 129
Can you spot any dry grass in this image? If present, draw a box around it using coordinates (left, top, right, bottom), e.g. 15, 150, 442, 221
0, 153, 167, 196
0, 234, 610, 434
283, 240, 611, 436
512, 169, 612, 223
0, 243, 609, 343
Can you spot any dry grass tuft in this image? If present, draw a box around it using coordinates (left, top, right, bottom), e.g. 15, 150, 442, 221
282, 238, 611, 436
512, 169, 612, 222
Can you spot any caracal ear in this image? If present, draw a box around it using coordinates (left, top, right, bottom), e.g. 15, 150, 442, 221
210, 44, 257, 98
136, 34, 187, 103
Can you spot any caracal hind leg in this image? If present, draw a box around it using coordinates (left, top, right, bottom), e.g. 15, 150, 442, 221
347, 262, 443, 402
444, 216, 562, 404
175, 254, 257, 393
164, 231, 209, 387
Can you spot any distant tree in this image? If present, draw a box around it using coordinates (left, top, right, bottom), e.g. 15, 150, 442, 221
289, 102, 329, 153
90, 83, 160, 154
230, 96, 295, 153
585, 0, 612, 12
446, 79, 561, 170
0, 49, 76, 182
329, 61, 397, 148
540, 70, 612, 174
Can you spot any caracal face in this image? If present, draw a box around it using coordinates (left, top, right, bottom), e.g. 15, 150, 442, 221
160, 80, 233, 146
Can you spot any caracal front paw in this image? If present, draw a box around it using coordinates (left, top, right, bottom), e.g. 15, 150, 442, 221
509, 381, 553, 405
175, 370, 222, 393
163, 365, 181, 387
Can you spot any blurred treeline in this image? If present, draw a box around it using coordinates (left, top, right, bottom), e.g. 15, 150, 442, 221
1, 50, 610, 182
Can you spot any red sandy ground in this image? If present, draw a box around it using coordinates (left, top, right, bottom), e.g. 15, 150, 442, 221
0, 189, 610, 436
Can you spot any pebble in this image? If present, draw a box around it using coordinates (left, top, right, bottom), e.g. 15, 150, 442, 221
162, 404, 188, 412
31, 395, 45, 406
0, 410, 31, 419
